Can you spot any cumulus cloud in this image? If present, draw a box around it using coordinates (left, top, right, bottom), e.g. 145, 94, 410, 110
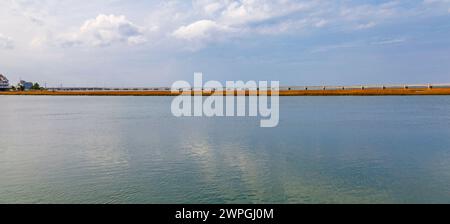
3, 0, 449, 51
173, 0, 413, 44
174, 0, 317, 42
0, 34, 14, 49
60, 14, 147, 47
172, 0, 316, 45
173, 20, 231, 40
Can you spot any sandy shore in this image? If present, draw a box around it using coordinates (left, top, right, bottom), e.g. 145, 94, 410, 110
1, 88, 450, 96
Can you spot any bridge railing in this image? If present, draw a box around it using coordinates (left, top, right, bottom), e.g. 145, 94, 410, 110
46, 83, 450, 92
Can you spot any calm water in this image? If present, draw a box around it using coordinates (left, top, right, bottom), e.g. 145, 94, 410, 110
1, 96, 450, 204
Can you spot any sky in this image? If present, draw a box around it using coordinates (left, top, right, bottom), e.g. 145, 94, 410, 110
0, 0, 450, 87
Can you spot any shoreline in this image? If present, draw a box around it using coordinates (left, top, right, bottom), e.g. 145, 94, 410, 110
1, 88, 450, 96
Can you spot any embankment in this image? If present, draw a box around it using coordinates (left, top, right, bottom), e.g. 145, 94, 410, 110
1, 88, 450, 96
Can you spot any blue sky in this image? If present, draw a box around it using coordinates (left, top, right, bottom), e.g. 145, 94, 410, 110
0, 0, 449, 87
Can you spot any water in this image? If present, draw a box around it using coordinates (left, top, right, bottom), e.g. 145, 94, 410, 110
1, 96, 450, 204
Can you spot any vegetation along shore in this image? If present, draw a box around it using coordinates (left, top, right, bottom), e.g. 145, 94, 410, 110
2, 87, 450, 96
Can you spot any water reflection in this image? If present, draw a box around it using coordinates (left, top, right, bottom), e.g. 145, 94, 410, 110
1, 96, 450, 203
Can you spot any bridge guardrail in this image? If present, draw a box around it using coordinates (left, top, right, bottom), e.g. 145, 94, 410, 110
46, 83, 450, 92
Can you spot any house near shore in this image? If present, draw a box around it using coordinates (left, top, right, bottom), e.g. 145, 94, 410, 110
0, 74, 10, 91
19, 80, 33, 90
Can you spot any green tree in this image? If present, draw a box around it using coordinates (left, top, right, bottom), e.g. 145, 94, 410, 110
32, 83, 40, 90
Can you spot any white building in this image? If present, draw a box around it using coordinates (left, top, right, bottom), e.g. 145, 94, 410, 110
0, 74, 10, 91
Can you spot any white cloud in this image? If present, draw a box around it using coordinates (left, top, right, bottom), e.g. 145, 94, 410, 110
255, 19, 310, 35
217, 0, 311, 25
173, 20, 231, 41
201, 1, 223, 15
9, 0, 48, 25
371, 38, 407, 45
173, 0, 321, 44
2, 0, 448, 51
173, 0, 318, 43
0, 34, 14, 49
315, 19, 328, 28
355, 22, 377, 30
60, 14, 147, 47
312, 42, 359, 53
312, 37, 407, 53
174, 0, 410, 44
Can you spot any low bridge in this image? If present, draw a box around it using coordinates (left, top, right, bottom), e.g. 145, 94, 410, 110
47, 83, 450, 92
